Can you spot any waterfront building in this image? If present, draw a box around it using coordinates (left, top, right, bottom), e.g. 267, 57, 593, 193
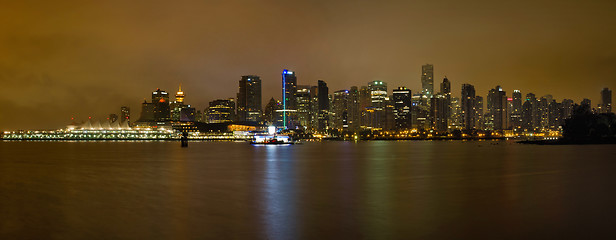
511, 90, 522, 130
461, 84, 475, 130
348, 86, 361, 131
237, 75, 262, 122
152, 89, 171, 121
263, 98, 283, 126
296, 85, 312, 129
206, 99, 236, 123
332, 90, 350, 130
368, 80, 387, 129
440, 77, 451, 125
474, 96, 484, 130
430, 95, 449, 132
392, 87, 412, 130
317, 80, 329, 132
421, 64, 434, 99
282, 69, 298, 128
487, 86, 507, 130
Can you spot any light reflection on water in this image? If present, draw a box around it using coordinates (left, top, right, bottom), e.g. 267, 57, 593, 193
1, 141, 616, 239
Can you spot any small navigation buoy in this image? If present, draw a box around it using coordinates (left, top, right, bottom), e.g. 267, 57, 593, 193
181, 131, 188, 147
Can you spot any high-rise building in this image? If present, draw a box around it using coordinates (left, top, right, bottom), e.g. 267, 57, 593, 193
461, 84, 476, 130
440, 77, 451, 124
474, 96, 484, 130
411, 93, 429, 130
538, 96, 549, 129
392, 87, 412, 130
332, 90, 350, 130
525, 93, 540, 129
120, 106, 130, 124
487, 86, 507, 130
511, 90, 522, 130
561, 99, 574, 120
206, 99, 236, 123
430, 95, 448, 132
601, 88, 612, 113
152, 89, 170, 121
450, 97, 462, 130
171, 84, 188, 121
368, 80, 387, 129
296, 85, 312, 128
263, 98, 282, 126
237, 75, 262, 122
317, 80, 329, 132
282, 69, 297, 128
348, 86, 361, 131
548, 100, 561, 129
421, 64, 434, 98
522, 99, 534, 131
138, 100, 155, 122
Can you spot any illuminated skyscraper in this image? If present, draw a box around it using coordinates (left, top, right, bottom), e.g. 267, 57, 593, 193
152, 89, 170, 121
175, 84, 185, 103
237, 75, 262, 122
368, 80, 387, 129
440, 77, 451, 128
332, 90, 350, 130
317, 80, 329, 132
461, 84, 475, 130
430, 95, 448, 132
487, 86, 507, 130
511, 90, 522, 130
282, 69, 297, 128
601, 88, 612, 113
296, 85, 312, 128
348, 86, 361, 131
393, 87, 412, 130
421, 64, 434, 98
474, 96, 484, 130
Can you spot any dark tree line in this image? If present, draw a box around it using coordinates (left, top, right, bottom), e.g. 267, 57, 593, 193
563, 104, 616, 143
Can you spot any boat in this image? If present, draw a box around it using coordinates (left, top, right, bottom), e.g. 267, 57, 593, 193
250, 134, 296, 145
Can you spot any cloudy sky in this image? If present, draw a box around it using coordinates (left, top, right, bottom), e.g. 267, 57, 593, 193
1, 0, 615, 130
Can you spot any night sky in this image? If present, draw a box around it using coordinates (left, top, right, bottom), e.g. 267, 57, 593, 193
1, 0, 615, 130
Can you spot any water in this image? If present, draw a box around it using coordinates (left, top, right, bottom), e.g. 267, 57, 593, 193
1, 141, 615, 239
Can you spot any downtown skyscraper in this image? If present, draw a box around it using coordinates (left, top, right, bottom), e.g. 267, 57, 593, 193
421, 64, 434, 98
237, 75, 262, 122
282, 69, 298, 128
461, 84, 476, 130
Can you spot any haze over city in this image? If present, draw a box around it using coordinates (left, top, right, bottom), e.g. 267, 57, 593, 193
1, 0, 615, 130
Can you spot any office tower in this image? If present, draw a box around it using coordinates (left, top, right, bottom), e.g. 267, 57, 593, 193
411, 93, 429, 129
309, 86, 319, 130
348, 86, 361, 131
282, 69, 297, 128
385, 97, 396, 131
461, 84, 476, 130
511, 90, 522, 130
474, 96, 484, 130
120, 106, 130, 124
175, 84, 184, 103
332, 90, 350, 130
393, 87, 412, 130
296, 85, 312, 128
206, 99, 236, 123
237, 75, 262, 122
421, 64, 434, 98
601, 88, 612, 113
369, 81, 387, 108
487, 86, 507, 130
138, 99, 155, 122
152, 89, 170, 121
263, 98, 282, 126
440, 77, 451, 124
430, 95, 448, 132
368, 80, 387, 129
317, 80, 329, 132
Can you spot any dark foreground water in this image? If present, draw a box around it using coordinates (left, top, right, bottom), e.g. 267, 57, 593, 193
1, 141, 615, 239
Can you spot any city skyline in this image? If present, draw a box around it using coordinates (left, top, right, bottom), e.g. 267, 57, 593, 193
1, 0, 615, 129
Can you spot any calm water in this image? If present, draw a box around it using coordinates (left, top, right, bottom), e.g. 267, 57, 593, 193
1, 141, 615, 239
